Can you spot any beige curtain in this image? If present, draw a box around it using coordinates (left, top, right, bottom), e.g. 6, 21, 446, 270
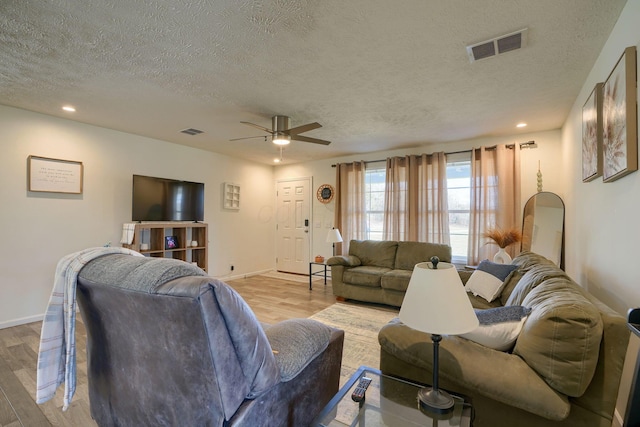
334, 161, 367, 255
383, 153, 450, 243
468, 145, 521, 265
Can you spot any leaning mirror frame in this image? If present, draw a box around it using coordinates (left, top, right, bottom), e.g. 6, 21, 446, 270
521, 191, 565, 270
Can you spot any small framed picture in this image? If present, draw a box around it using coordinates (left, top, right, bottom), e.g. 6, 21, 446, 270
165, 236, 178, 250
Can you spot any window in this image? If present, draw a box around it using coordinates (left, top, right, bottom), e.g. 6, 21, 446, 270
364, 164, 386, 240
362, 156, 471, 264
446, 153, 472, 264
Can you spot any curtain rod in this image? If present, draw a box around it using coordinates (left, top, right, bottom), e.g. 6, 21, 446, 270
330, 141, 536, 167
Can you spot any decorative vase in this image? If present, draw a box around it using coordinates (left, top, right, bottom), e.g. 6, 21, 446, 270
493, 247, 512, 264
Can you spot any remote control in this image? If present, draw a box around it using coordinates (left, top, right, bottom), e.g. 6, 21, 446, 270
351, 376, 372, 402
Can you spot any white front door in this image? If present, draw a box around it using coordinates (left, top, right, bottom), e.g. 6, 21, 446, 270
276, 178, 311, 274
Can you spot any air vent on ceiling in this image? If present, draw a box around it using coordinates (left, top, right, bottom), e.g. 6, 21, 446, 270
466, 28, 528, 63
180, 128, 204, 136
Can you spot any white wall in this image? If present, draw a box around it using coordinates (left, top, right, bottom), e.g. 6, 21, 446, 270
562, 0, 640, 315
274, 129, 564, 263
0, 105, 275, 328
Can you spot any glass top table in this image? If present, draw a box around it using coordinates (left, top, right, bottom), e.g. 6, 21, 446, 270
312, 366, 472, 427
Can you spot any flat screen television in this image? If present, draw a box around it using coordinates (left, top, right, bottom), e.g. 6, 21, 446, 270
132, 174, 204, 222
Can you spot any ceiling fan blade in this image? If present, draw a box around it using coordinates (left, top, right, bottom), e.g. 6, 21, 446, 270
291, 135, 331, 145
240, 121, 272, 133
229, 135, 268, 142
286, 122, 322, 135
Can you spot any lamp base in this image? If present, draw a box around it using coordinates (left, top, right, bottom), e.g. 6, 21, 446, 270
417, 387, 454, 414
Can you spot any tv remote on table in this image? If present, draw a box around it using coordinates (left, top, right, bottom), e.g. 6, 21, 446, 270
351, 376, 372, 402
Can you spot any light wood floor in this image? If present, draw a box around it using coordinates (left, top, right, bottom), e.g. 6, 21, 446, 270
0, 274, 336, 427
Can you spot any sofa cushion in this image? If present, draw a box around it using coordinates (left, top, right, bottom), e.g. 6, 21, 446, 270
511, 251, 557, 270
461, 306, 531, 351
467, 292, 503, 309
381, 269, 412, 292
343, 266, 391, 287
349, 240, 398, 269
464, 260, 518, 302
505, 264, 568, 307
513, 277, 603, 397
500, 251, 556, 305
394, 241, 452, 270
499, 269, 525, 305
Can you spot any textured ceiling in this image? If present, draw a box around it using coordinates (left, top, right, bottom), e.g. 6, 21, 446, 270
0, 0, 627, 165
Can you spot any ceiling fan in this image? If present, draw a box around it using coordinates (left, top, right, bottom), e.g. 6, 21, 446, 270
230, 115, 331, 146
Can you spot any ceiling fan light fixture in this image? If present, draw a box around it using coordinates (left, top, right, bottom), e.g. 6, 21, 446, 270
272, 134, 291, 145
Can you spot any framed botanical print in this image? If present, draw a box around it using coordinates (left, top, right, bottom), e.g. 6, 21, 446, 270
582, 83, 603, 182
602, 46, 638, 182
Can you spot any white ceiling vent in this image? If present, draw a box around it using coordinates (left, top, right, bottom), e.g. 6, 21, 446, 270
180, 128, 204, 135
466, 28, 528, 63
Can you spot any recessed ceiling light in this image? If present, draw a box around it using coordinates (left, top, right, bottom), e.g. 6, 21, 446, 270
62, 105, 76, 112
516, 123, 527, 128
273, 158, 281, 163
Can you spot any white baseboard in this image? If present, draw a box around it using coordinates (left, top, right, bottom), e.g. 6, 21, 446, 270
0, 313, 44, 330
211, 268, 273, 282
613, 408, 624, 427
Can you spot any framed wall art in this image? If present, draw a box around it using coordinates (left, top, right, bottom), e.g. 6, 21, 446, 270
582, 83, 603, 182
602, 46, 638, 182
28, 155, 84, 194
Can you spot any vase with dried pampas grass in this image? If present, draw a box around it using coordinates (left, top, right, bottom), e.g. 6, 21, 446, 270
483, 227, 522, 264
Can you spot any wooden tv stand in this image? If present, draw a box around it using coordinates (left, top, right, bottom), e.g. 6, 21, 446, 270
122, 222, 208, 272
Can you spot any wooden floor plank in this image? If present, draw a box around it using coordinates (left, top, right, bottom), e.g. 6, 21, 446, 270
0, 355, 50, 426
0, 390, 20, 427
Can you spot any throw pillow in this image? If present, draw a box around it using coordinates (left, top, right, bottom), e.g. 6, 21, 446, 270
464, 260, 518, 302
460, 306, 531, 351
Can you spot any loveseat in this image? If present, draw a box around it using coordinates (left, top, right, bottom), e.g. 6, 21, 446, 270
76, 254, 344, 426
326, 239, 452, 307
378, 251, 629, 427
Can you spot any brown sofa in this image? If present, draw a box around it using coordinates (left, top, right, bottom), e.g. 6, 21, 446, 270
326, 239, 452, 307
378, 251, 629, 427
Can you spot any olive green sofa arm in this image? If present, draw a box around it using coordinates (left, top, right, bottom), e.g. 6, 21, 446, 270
326, 255, 361, 267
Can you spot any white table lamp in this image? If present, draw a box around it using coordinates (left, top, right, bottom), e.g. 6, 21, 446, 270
399, 258, 479, 413
326, 228, 343, 256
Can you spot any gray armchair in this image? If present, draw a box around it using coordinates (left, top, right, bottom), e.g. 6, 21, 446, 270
76, 254, 344, 426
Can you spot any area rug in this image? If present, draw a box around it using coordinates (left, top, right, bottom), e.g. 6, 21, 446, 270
308, 302, 399, 387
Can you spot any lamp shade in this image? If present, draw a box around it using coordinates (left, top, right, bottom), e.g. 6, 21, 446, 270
326, 228, 343, 244
399, 262, 478, 335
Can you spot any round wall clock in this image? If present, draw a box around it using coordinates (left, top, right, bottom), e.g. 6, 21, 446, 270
316, 184, 335, 203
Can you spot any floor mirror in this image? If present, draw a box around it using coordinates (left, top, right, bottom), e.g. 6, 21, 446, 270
521, 191, 565, 269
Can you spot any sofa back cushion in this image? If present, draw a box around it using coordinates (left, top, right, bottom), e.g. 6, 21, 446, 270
505, 263, 569, 307
349, 240, 398, 269
513, 277, 603, 397
500, 251, 558, 304
394, 241, 452, 270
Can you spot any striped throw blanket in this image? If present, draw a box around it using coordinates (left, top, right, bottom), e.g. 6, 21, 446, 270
36, 247, 143, 410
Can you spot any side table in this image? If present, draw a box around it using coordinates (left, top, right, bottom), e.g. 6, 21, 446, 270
312, 366, 473, 426
309, 262, 330, 290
